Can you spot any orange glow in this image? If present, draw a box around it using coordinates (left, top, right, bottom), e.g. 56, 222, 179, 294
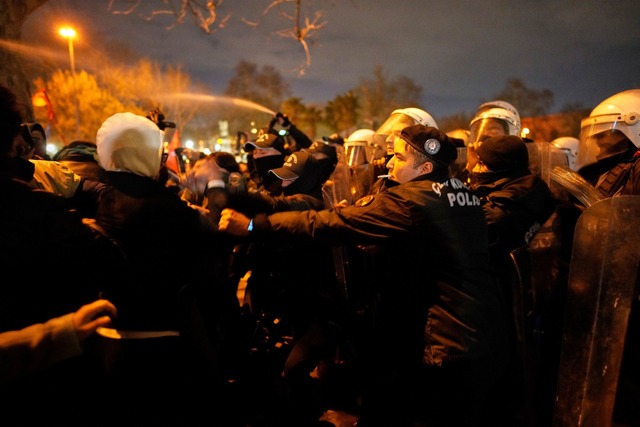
32, 90, 48, 107
58, 27, 76, 39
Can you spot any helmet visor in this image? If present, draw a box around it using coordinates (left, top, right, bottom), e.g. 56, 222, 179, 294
345, 142, 370, 167
577, 115, 630, 171
469, 118, 509, 144
373, 113, 416, 155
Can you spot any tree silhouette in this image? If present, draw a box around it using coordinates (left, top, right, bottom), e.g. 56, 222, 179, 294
356, 65, 424, 130
489, 78, 555, 117
324, 92, 360, 136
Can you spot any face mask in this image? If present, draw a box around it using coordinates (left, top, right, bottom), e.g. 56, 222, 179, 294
253, 154, 285, 188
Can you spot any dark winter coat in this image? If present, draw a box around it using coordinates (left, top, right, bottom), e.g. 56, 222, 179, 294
250, 174, 509, 367
472, 171, 557, 259
93, 171, 235, 331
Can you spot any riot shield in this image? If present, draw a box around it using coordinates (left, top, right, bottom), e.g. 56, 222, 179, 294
527, 142, 571, 201
552, 196, 640, 427
450, 147, 467, 178
550, 166, 604, 209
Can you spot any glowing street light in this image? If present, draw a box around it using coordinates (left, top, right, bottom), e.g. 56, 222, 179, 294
59, 26, 80, 140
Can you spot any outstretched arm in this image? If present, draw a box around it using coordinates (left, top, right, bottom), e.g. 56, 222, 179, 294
0, 299, 117, 382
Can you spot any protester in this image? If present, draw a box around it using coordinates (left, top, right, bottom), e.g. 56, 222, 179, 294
0, 299, 117, 382
219, 124, 510, 427
244, 128, 289, 194
468, 134, 556, 273
466, 133, 557, 424
303, 139, 339, 185
191, 147, 352, 425
0, 84, 126, 422
53, 140, 108, 182
14, 127, 94, 200
181, 150, 244, 207
25, 122, 50, 160
0, 84, 122, 331
269, 111, 313, 153
91, 111, 245, 423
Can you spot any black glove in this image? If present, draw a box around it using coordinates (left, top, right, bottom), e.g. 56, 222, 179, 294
276, 112, 291, 128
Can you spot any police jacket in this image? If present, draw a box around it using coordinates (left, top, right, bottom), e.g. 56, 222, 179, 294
249, 173, 509, 366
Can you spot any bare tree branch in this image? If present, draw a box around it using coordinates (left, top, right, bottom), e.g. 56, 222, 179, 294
106, 0, 326, 74
265, 0, 327, 74
108, 0, 229, 33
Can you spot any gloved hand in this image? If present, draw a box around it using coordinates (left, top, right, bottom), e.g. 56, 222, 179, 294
276, 112, 291, 128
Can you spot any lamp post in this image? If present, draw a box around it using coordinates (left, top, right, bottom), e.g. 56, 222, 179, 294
59, 26, 80, 140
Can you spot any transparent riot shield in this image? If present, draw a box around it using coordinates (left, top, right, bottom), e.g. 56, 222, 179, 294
527, 142, 572, 201
450, 147, 468, 179
552, 196, 640, 427
550, 166, 604, 209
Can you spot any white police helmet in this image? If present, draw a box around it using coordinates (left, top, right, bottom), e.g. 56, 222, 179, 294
469, 100, 522, 143
551, 136, 580, 171
576, 89, 640, 170
346, 128, 376, 144
345, 128, 376, 166
580, 89, 640, 148
390, 108, 438, 128
374, 107, 438, 155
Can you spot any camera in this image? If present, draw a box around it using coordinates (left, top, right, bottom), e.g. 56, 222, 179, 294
147, 108, 176, 131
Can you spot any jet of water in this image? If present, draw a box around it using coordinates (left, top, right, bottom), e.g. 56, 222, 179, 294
159, 92, 276, 115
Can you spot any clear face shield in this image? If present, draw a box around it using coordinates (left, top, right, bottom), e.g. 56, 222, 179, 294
373, 113, 416, 156
344, 141, 370, 167
468, 118, 510, 144
576, 115, 631, 171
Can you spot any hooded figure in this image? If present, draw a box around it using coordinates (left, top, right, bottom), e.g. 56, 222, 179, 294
93, 112, 214, 332
97, 112, 164, 178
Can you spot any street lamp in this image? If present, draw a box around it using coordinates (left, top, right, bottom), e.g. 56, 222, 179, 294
59, 26, 80, 140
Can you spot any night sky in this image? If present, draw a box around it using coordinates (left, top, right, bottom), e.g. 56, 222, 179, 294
21, 0, 640, 120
